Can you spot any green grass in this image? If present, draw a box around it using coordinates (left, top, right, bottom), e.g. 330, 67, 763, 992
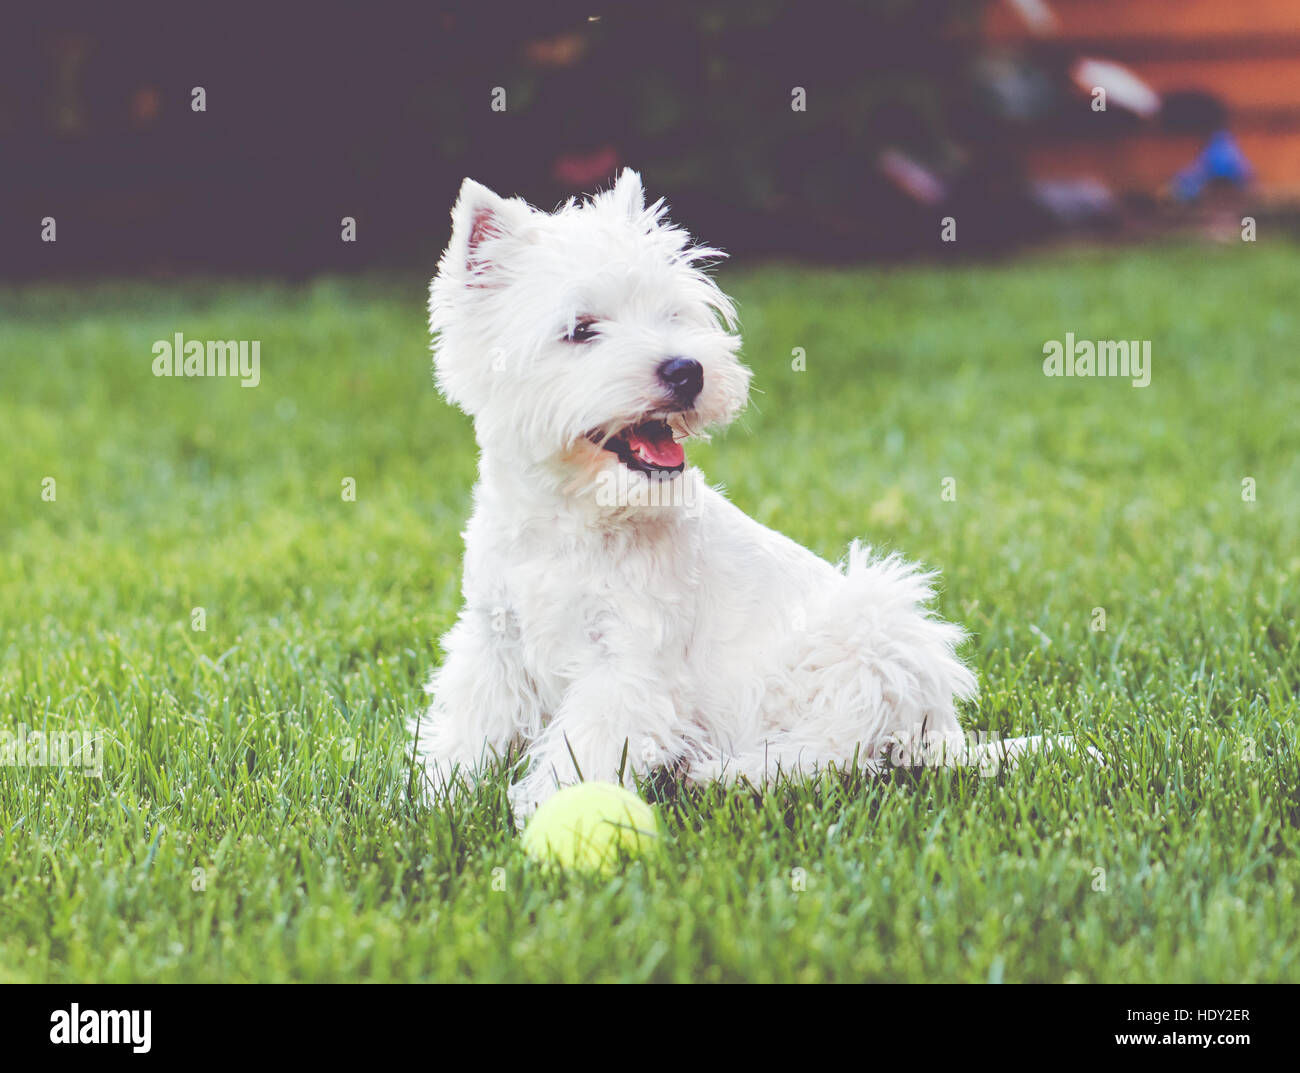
1, 242, 1298, 982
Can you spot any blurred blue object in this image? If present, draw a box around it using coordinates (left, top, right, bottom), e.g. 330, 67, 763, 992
1173, 131, 1254, 201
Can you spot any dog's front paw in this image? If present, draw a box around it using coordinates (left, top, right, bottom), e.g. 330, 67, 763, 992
507, 781, 541, 825
507, 761, 568, 827
507, 739, 647, 828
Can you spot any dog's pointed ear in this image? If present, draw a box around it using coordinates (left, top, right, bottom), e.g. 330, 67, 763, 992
446, 178, 529, 281
611, 167, 646, 218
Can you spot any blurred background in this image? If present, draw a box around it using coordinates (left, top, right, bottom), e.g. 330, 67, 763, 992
3, 0, 1299, 277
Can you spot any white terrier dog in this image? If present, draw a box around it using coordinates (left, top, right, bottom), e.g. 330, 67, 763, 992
413, 168, 979, 817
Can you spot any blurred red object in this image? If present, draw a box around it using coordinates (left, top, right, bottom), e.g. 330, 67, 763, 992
526, 33, 586, 68
131, 86, 161, 124
553, 146, 620, 189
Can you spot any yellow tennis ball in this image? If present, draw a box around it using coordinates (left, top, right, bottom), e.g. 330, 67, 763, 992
521, 782, 659, 872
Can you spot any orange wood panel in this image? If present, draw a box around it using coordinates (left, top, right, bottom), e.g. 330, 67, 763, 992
1129, 56, 1300, 111
985, 0, 1300, 43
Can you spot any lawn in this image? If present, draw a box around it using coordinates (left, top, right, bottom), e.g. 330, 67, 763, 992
1, 242, 1297, 982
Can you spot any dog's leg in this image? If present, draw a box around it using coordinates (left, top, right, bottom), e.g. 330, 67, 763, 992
508, 664, 678, 819
691, 544, 977, 787
692, 733, 1100, 785
413, 610, 533, 801
968, 734, 1105, 771
685, 736, 888, 788
805, 545, 975, 758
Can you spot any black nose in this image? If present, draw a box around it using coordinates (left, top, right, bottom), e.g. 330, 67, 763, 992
657, 357, 703, 407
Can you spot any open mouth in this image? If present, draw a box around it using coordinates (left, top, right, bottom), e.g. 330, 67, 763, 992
596, 417, 686, 478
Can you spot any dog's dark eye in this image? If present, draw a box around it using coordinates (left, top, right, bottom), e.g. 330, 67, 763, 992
564, 318, 600, 344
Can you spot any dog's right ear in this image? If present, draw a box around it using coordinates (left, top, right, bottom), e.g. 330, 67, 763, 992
446, 178, 530, 283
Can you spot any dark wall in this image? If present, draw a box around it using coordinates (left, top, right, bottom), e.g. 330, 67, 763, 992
1, 1, 1003, 278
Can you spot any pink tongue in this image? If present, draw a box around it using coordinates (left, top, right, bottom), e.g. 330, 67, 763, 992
627, 425, 684, 468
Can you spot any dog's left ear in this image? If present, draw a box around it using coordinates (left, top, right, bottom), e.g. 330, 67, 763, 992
445, 177, 531, 283
611, 167, 646, 218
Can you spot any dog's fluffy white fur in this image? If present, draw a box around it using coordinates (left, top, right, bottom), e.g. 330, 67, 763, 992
413, 168, 978, 817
